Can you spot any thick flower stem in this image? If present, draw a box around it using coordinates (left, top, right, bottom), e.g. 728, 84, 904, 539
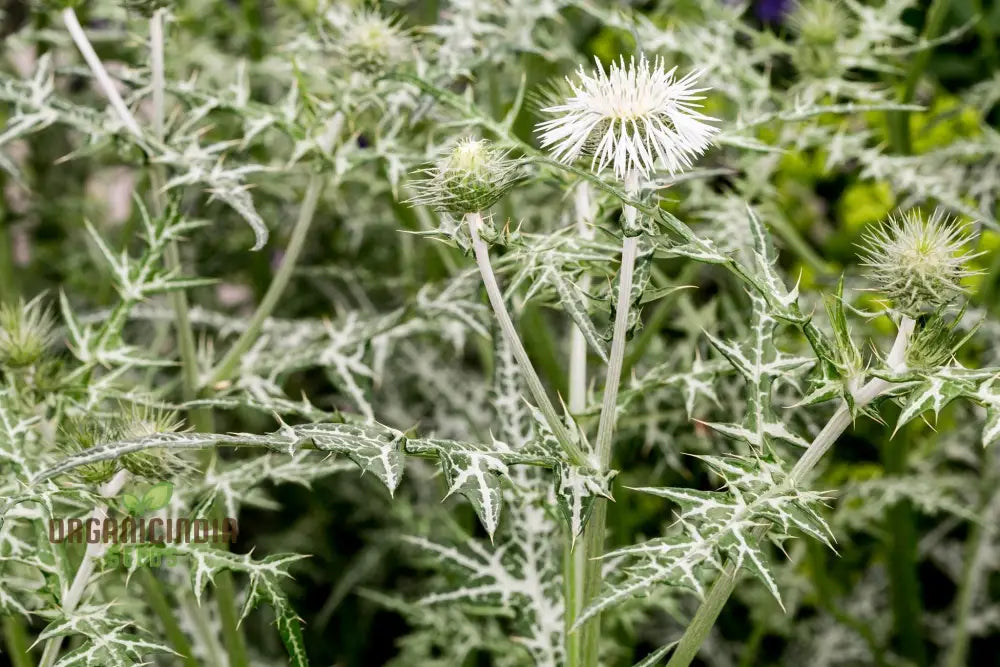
565, 183, 594, 666
577, 174, 641, 667
665, 317, 915, 667
465, 212, 587, 467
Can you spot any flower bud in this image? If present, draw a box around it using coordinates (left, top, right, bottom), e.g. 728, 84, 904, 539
60, 418, 120, 485
859, 209, 980, 316
326, 8, 411, 76
409, 139, 523, 215
791, 0, 850, 47
0, 298, 55, 368
119, 406, 187, 479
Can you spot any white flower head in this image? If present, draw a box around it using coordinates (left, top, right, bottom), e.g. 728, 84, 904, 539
537, 55, 718, 180
859, 208, 982, 315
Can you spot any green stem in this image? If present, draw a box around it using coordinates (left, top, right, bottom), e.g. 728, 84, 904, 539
887, 0, 951, 155
944, 470, 1000, 667
577, 172, 641, 667
882, 426, 926, 666
465, 211, 587, 467
665, 318, 915, 667
207, 171, 327, 387
179, 586, 228, 666
138, 567, 199, 667
148, 13, 207, 431
146, 16, 246, 665
565, 182, 593, 667
2, 615, 34, 667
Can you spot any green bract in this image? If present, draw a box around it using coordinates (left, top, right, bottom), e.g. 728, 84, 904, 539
0, 298, 55, 368
409, 139, 523, 215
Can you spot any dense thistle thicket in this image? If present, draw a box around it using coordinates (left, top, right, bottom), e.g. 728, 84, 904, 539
2, 1, 1000, 666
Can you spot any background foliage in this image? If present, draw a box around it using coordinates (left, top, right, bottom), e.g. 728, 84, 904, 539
2, 0, 1000, 666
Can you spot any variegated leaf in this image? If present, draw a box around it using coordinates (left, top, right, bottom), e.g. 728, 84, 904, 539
554, 463, 616, 541
36, 605, 175, 667
575, 456, 833, 626
144, 543, 309, 667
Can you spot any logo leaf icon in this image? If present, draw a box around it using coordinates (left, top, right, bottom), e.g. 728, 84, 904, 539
122, 493, 142, 515
142, 482, 173, 512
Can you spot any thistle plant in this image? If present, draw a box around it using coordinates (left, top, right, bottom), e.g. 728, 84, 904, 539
3, 2, 1000, 667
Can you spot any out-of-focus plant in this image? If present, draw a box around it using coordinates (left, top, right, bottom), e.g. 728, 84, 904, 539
2, 1, 1000, 666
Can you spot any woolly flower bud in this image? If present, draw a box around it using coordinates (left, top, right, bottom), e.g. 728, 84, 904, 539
326, 8, 411, 75
409, 139, 523, 215
119, 406, 188, 479
0, 298, 55, 368
537, 55, 718, 180
859, 209, 980, 315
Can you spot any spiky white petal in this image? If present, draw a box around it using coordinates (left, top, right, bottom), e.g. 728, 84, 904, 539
537, 55, 718, 180
859, 208, 981, 315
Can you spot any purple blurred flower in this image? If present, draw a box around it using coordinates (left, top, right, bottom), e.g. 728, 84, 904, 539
755, 0, 793, 23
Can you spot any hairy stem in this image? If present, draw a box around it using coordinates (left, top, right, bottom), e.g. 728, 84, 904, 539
207, 170, 328, 387
565, 182, 594, 667
38, 470, 129, 667
465, 211, 587, 467
146, 10, 205, 429
62, 9, 144, 140
578, 174, 641, 667
666, 317, 915, 667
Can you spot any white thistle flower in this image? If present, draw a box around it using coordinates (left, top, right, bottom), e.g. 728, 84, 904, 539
537, 55, 718, 180
859, 209, 981, 315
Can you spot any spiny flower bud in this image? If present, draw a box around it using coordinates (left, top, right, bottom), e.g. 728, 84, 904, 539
119, 406, 187, 479
60, 418, 121, 485
859, 209, 980, 316
409, 139, 523, 215
0, 297, 56, 368
326, 8, 411, 75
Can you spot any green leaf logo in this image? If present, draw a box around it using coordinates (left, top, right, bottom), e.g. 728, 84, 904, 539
120, 482, 173, 516
121, 493, 142, 516
142, 482, 173, 512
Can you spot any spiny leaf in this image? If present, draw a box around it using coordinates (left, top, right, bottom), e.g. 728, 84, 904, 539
575, 457, 833, 627
554, 462, 616, 541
